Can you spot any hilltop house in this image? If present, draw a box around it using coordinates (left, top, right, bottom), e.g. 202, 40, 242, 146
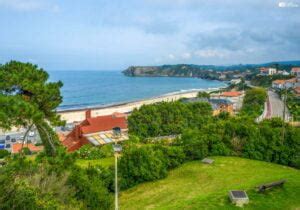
60, 110, 128, 152
260, 67, 276, 76
291, 67, 300, 78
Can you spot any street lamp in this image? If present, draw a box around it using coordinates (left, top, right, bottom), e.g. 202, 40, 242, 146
113, 144, 122, 210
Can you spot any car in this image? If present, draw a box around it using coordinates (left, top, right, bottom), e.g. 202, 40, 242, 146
0, 140, 5, 144
28, 131, 35, 137
19, 135, 24, 140
5, 135, 10, 141
5, 144, 11, 148
0, 144, 4, 149
11, 138, 16, 142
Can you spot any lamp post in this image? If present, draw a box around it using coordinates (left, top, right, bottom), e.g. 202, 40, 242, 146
113, 144, 122, 210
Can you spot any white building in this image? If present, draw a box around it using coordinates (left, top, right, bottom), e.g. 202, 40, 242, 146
260, 67, 277, 76
291, 67, 300, 78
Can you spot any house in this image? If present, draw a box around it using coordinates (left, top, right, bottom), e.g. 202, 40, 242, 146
60, 110, 128, 152
272, 80, 286, 89
277, 70, 289, 76
291, 67, 300, 78
11, 143, 43, 154
210, 99, 234, 115
294, 87, 300, 97
260, 67, 276, 76
231, 79, 241, 85
272, 78, 299, 89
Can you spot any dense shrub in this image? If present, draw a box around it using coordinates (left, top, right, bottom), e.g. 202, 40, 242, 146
119, 145, 168, 189
128, 101, 212, 138
75, 144, 113, 160
241, 88, 267, 117
67, 166, 113, 210
0, 149, 9, 158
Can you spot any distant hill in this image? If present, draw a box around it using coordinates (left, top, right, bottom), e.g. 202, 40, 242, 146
122, 60, 300, 80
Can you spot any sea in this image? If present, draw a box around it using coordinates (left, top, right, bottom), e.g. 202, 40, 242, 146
48, 71, 226, 111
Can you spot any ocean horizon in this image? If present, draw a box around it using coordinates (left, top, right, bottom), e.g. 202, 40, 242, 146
48, 70, 226, 111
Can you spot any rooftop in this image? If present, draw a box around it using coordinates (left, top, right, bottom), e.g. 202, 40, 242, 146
220, 91, 242, 97
12, 143, 43, 154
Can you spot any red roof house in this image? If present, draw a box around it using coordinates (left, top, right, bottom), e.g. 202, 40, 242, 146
61, 110, 128, 152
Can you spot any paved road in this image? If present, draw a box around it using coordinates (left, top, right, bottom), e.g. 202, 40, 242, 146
267, 90, 290, 121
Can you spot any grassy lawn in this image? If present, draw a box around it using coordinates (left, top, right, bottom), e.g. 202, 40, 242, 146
120, 156, 300, 210
75, 157, 114, 168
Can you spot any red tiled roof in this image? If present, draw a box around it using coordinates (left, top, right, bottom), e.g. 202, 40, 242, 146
12, 143, 43, 154
273, 80, 286, 85
294, 87, 300, 94
291, 67, 300, 72
81, 114, 127, 134
220, 91, 242, 97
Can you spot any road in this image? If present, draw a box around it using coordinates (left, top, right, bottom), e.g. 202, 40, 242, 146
267, 90, 290, 121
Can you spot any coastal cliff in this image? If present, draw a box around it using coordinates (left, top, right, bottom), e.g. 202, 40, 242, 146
123, 64, 222, 80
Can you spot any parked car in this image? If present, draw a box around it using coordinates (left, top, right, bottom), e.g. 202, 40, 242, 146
11, 138, 16, 142
0, 140, 5, 144
0, 144, 5, 149
5, 135, 10, 141
5, 144, 11, 148
28, 131, 35, 137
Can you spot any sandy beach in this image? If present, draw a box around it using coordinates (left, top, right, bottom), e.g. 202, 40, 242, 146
58, 90, 207, 123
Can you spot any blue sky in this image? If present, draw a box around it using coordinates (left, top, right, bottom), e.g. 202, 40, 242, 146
0, 0, 300, 70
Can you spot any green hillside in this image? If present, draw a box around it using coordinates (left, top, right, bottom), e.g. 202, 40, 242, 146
120, 157, 300, 210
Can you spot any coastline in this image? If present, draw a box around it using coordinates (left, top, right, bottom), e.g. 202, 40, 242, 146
58, 86, 226, 123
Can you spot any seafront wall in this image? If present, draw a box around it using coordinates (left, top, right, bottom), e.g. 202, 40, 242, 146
58, 91, 199, 123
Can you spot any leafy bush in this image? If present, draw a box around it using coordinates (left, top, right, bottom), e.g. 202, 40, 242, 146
241, 88, 267, 117
68, 166, 112, 210
75, 144, 113, 160
128, 101, 212, 138
119, 145, 168, 189
0, 149, 9, 158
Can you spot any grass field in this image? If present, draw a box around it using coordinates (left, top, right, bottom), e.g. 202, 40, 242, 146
75, 157, 114, 168
120, 157, 300, 210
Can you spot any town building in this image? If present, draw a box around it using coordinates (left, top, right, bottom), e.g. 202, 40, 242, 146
294, 87, 300, 97
277, 70, 290, 76
291, 67, 300, 78
272, 78, 300, 90
230, 79, 241, 85
60, 110, 128, 152
260, 67, 277, 76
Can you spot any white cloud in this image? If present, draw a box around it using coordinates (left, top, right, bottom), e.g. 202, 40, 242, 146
181, 52, 191, 59
278, 2, 299, 8
194, 49, 228, 58
168, 54, 176, 59
0, 0, 59, 12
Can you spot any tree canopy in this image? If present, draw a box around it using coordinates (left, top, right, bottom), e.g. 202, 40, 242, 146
0, 61, 64, 155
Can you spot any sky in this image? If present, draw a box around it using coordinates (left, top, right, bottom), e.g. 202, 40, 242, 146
0, 0, 300, 70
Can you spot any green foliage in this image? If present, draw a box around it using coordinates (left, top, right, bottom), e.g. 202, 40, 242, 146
75, 144, 113, 160
119, 145, 168, 189
0, 150, 10, 158
68, 166, 112, 210
0, 61, 65, 157
128, 101, 212, 138
197, 91, 210, 99
241, 88, 267, 117
251, 74, 294, 87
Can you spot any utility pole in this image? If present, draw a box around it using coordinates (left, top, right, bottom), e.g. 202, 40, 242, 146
281, 86, 287, 143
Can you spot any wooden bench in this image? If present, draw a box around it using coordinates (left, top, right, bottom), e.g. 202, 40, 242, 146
257, 180, 286, 192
